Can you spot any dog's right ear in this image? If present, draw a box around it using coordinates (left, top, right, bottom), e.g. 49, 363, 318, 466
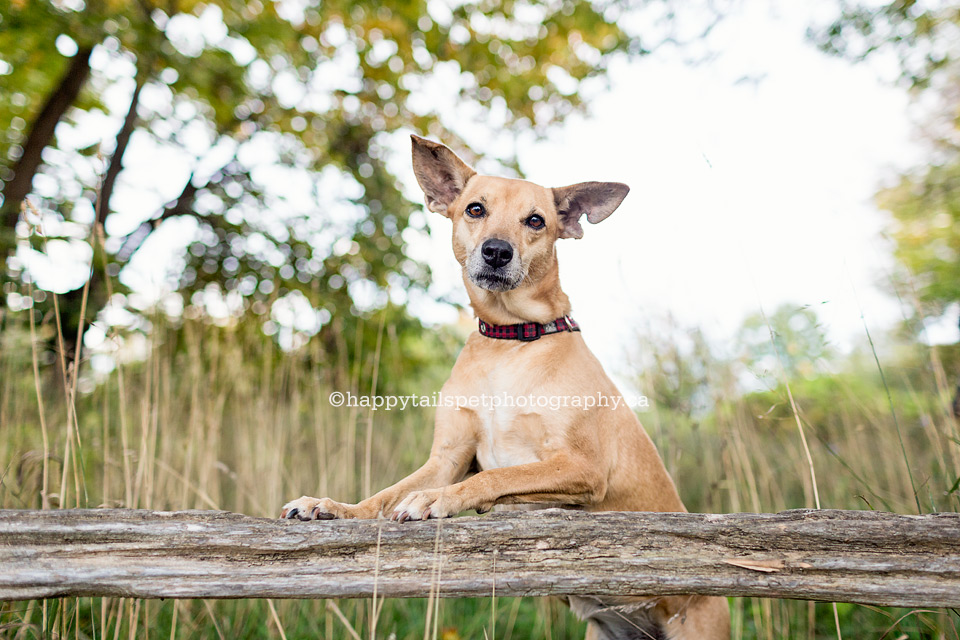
411, 135, 476, 216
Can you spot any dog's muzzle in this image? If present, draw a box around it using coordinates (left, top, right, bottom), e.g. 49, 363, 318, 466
467, 238, 524, 291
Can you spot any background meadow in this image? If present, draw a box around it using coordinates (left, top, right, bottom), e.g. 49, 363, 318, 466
1, 0, 959, 638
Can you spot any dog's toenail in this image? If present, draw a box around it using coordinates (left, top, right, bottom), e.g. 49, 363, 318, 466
287, 508, 299, 519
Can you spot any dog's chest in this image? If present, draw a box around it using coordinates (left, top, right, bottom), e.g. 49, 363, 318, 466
470, 374, 548, 472
474, 406, 537, 470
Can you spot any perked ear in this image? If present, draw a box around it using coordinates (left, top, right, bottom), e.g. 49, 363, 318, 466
552, 182, 630, 239
411, 135, 476, 216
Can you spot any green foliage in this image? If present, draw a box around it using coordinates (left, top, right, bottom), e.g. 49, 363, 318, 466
813, 2, 960, 326
737, 303, 833, 384
0, 0, 638, 356
878, 160, 960, 315
630, 308, 958, 515
629, 316, 736, 419
812, 1, 960, 90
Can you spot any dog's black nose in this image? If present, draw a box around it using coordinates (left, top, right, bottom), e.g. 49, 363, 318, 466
481, 239, 513, 269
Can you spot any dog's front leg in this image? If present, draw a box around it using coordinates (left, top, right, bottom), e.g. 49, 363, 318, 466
391, 451, 607, 521
282, 405, 478, 520
281, 457, 463, 520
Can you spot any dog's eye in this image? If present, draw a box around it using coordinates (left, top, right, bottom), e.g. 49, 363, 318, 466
465, 203, 485, 218
526, 214, 545, 230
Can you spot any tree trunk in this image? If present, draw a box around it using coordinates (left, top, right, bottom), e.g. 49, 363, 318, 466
1, 48, 93, 230
52, 78, 146, 356
1, 508, 959, 607
98, 78, 143, 223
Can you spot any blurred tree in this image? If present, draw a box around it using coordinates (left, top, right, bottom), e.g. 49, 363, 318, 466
629, 315, 737, 417
0, 0, 656, 357
813, 2, 960, 317
737, 304, 832, 385
878, 161, 960, 316
813, 1, 960, 412
814, 1, 960, 90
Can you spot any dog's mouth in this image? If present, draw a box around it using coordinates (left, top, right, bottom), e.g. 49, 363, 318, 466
470, 269, 523, 292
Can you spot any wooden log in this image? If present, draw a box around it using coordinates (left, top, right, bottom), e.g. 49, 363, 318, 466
1, 508, 958, 607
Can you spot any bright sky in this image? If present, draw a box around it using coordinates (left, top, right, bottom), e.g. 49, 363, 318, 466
398, 1, 959, 373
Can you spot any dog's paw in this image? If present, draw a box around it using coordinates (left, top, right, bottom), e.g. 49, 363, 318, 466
391, 489, 463, 522
280, 496, 346, 520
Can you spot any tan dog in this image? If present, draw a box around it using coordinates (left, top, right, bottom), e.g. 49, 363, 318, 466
282, 135, 730, 640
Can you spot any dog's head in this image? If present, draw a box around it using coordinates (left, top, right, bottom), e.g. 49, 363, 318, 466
411, 135, 629, 293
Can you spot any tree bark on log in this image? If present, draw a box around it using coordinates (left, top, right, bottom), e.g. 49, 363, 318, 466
1, 508, 958, 607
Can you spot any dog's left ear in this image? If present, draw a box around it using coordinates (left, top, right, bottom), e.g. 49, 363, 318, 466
552, 182, 630, 239
411, 134, 476, 216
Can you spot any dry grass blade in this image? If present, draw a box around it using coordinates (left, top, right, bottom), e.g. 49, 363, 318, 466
266, 599, 288, 640
327, 601, 362, 640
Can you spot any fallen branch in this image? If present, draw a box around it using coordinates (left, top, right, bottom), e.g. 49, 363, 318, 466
1, 508, 958, 607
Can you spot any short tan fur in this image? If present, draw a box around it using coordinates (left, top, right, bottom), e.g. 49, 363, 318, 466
282, 135, 731, 640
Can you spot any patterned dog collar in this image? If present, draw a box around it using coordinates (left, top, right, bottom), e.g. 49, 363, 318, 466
478, 315, 580, 341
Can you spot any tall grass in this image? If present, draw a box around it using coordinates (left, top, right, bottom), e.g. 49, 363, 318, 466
1, 290, 959, 638
636, 321, 960, 639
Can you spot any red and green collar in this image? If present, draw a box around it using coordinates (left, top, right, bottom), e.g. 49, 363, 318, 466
478, 315, 580, 341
